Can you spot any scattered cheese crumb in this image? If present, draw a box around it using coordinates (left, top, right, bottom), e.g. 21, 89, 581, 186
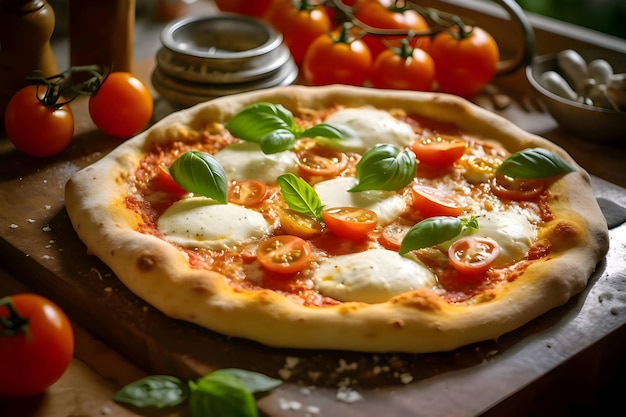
44, 205, 52, 210
27, 218, 36, 223
336, 386, 363, 403
42, 225, 52, 232
42, 255, 54, 260
278, 398, 302, 411
100, 405, 111, 415
9, 224, 18, 229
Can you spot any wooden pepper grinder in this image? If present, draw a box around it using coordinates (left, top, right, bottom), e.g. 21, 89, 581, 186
0, 0, 59, 131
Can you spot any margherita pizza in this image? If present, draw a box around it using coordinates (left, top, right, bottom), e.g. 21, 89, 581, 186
64, 85, 609, 353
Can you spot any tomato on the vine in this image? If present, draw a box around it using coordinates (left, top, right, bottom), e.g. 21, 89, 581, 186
88, 72, 153, 138
265, 0, 332, 67
354, 0, 431, 59
0, 294, 74, 397
429, 25, 499, 97
4, 85, 74, 158
302, 23, 373, 86
257, 235, 313, 274
213, 0, 273, 18
371, 39, 435, 91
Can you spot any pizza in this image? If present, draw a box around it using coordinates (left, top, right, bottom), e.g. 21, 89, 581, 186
64, 85, 609, 353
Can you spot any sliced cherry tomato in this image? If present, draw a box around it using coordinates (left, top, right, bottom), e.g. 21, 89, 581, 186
4, 85, 74, 158
296, 144, 348, 178
228, 179, 268, 206
278, 209, 323, 239
411, 135, 467, 168
265, 0, 332, 67
88, 72, 153, 138
378, 220, 413, 251
410, 184, 466, 218
490, 174, 545, 201
257, 235, 313, 274
302, 23, 373, 86
322, 206, 378, 240
430, 25, 499, 97
0, 294, 74, 397
462, 154, 504, 184
448, 236, 500, 275
354, 0, 431, 59
152, 164, 188, 197
371, 40, 435, 91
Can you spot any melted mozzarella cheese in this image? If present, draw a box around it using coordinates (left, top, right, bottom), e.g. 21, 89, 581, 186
325, 108, 415, 152
312, 249, 436, 303
473, 212, 536, 267
314, 177, 406, 226
158, 197, 270, 250
213, 142, 298, 183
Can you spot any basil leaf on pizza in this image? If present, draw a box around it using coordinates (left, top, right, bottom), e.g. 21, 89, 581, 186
497, 147, 575, 179
277, 173, 324, 220
169, 151, 228, 203
399, 216, 465, 255
350, 144, 417, 192
225, 102, 296, 143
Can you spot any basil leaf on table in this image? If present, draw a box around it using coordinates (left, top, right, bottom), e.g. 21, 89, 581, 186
277, 173, 324, 220
496, 147, 575, 179
213, 368, 283, 393
188, 372, 259, 417
169, 151, 228, 203
112, 375, 189, 408
350, 144, 417, 192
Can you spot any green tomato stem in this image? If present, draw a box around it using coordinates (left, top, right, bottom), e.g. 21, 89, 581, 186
0, 296, 29, 337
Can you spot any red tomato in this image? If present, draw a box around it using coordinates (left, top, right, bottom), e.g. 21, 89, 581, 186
213, 0, 272, 17
297, 144, 348, 178
490, 174, 545, 201
448, 236, 500, 275
322, 206, 378, 240
371, 43, 435, 91
410, 184, 466, 218
302, 25, 373, 86
411, 135, 467, 168
429, 25, 500, 97
354, 0, 431, 59
228, 179, 268, 206
278, 209, 323, 238
257, 235, 313, 274
152, 165, 188, 197
0, 294, 74, 397
265, 0, 332, 67
88, 72, 153, 138
4, 85, 74, 158
378, 220, 412, 251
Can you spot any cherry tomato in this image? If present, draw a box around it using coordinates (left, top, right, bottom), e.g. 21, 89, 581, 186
265, 0, 332, 67
228, 179, 268, 206
302, 24, 373, 86
257, 235, 313, 274
322, 206, 378, 240
410, 184, 466, 218
4, 85, 74, 158
354, 0, 431, 59
490, 174, 545, 201
296, 144, 348, 178
411, 135, 467, 168
448, 236, 500, 276
371, 42, 435, 91
0, 294, 74, 397
151, 165, 188, 197
88, 72, 153, 138
378, 220, 412, 251
213, 0, 273, 18
278, 209, 323, 238
462, 154, 504, 184
430, 25, 499, 97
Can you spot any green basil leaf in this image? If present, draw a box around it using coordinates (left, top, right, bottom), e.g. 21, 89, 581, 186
226, 102, 296, 144
301, 122, 354, 140
496, 148, 575, 179
277, 173, 324, 220
169, 151, 228, 203
113, 375, 189, 408
350, 144, 417, 192
189, 373, 258, 417
399, 216, 463, 255
213, 369, 282, 394
259, 128, 296, 154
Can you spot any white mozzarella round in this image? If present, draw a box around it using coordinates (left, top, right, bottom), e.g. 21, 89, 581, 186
158, 197, 270, 250
213, 142, 298, 183
314, 177, 406, 225
324, 107, 415, 152
473, 212, 536, 267
312, 249, 436, 303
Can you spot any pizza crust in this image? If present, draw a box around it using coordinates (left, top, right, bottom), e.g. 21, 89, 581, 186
65, 85, 609, 353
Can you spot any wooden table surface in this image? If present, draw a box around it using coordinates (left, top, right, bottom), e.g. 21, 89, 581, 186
2, 1, 626, 416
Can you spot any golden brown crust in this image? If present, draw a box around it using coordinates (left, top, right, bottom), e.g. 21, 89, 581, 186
64, 85, 609, 353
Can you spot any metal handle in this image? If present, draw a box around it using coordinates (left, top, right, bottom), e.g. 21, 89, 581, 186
493, 0, 536, 76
